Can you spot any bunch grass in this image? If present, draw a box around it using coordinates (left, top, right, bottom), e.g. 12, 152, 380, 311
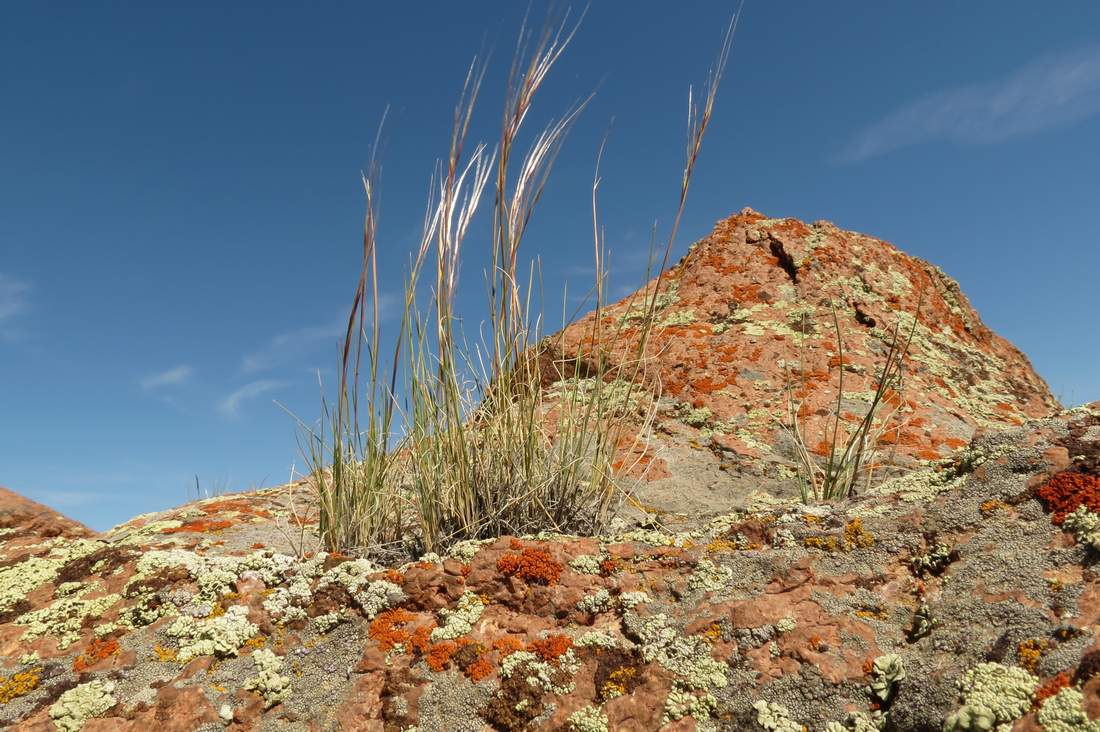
295, 11, 738, 556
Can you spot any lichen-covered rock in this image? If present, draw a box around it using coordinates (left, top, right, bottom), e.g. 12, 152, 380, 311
0, 212, 1097, 731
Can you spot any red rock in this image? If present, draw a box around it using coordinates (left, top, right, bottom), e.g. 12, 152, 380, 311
0, 485, 94, 539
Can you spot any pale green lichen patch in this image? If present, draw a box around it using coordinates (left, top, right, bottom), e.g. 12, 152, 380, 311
499, 648, 580, 694
0, 557, 59, 617
868, 654, 905, 704
568, 554, 605, 575
626, 612, 727, 692
753, 699, 805, 732
547, 378, 646, 416
677, 404, 713, 428
663, 685, 717, 728
17, 590, 121, 650
687, 559, 732, 593
943, 662, 1037, 731
568, 704, 609, 732
49, 680, 116, 732
243, 648, 292, 708
1037, 686, 1100, 732
1062, 506, 1100, 551
164, 604, 258, 661
659, 309, 696, 327
430, 592, 485, 641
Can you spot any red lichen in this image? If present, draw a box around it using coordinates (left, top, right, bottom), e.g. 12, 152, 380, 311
1037, 471, 1100, 524
496, 547, 562, 586
1033, 671, 1071, 708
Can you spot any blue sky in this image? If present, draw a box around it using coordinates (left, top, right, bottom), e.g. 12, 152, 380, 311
3, 1, 1099, 530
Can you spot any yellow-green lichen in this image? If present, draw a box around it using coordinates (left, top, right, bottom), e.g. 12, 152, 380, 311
17, 590, 121, 650
49, 680, 116, 731
753, 700, 805, 732
430, 592, 484, 641
1037, 686, 1100, 732
164, 604, 258, 661
243, 648, 292, 708
569, 705, 609, 732
1062, 507, 1100, 551
943, 662, 1037, 731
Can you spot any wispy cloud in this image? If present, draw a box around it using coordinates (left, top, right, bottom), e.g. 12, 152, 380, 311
141, 365, 193, 391
0, 273, 31, 339
241, 322, 344, 374
841, 45, 1100, 162
218, 379, 288, 418
241, 296, 395, 374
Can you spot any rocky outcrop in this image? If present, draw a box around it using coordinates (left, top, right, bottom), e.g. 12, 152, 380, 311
1, 403, 1098, 731
546, 209, 1060, 521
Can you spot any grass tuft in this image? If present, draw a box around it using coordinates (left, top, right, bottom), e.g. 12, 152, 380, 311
294, 11, 739, 556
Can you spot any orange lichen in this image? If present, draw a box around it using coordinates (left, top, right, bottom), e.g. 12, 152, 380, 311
197, 499, 273, 519
153, 644, 178, 663
1018, 638, 1048, 674
493, 636, 526, 657
369, 608, 416, 651
529, 634, 573, 663
408, 625, 433, 655
380, 569, 403, 585
162, 519, 234, 534
465, 654, 493, 682
855, 607, 888, 621
72, 638, 120, 673
0, 667, 41, 705
844, 517, 875, 549
601, 666, 637, 698
599, 558, 622, 576
243, 636, 267, 651
980, 499, 1005, 516
427, 640, 471, 672
1037, 471, 1100, 524
496, 547, 562, 586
